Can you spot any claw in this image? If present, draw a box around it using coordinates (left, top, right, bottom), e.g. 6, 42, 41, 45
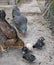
0, 45, 7, 53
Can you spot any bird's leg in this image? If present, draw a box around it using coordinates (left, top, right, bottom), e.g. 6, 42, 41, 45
0, 45, 7, 53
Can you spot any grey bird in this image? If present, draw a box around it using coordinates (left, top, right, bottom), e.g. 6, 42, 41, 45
23, 53, 36, 62
12, 6, 27, 36
33, 37, 45, 49
22, 46, 31, 54
12, 6, 21, 18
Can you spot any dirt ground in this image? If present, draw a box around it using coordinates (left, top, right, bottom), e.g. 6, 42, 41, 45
0, 0, 54, 65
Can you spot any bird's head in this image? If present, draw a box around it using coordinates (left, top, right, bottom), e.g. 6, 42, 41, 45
0, 10, 6, 20
39, 37, 45, 41
12, 5, 20, 17
14, 5, 20, 11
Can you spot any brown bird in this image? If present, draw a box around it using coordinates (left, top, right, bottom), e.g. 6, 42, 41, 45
3, 37, 25, 50
0, 10, 25, 52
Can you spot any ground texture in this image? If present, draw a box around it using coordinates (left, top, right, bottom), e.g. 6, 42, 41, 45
0, 0, 54, 65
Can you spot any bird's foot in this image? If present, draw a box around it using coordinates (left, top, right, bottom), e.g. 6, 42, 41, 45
2, 49, 7, 53
0, 45, 7, 53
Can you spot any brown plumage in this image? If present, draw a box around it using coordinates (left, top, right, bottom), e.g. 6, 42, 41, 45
2, 38, 25, 50
0, 10, 25, 52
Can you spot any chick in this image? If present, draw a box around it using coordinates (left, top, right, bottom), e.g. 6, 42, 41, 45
12, 6, 27, 36
22, 46, 31, 54
33, 37, 45, 49
22, 53, 36, 62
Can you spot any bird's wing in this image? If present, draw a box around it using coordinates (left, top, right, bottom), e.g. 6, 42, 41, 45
13, 15, 27, 25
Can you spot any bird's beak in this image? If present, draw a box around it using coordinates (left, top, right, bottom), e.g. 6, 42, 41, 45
23, 32, 27, 37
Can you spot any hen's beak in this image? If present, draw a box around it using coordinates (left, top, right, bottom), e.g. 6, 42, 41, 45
22, 32, 27, 37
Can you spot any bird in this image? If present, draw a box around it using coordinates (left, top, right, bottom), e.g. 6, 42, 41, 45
0, 10, 18, 39
12, 6, 27, 36
0, 10, 25, 52
0, 29, 7, 45
12, 6, 20, 18
33, 37, 45, 49
26, 43, 33, 51
22, 46, 31, 54
0, 10, 6, 20
22, 53, 36, 62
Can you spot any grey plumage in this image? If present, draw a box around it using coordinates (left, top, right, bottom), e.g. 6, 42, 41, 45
12, 6, 21, 18
12, 6, 27, 36
22, 46, 31, 54
23, 53, 36, 62
33, 37, 45, 49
